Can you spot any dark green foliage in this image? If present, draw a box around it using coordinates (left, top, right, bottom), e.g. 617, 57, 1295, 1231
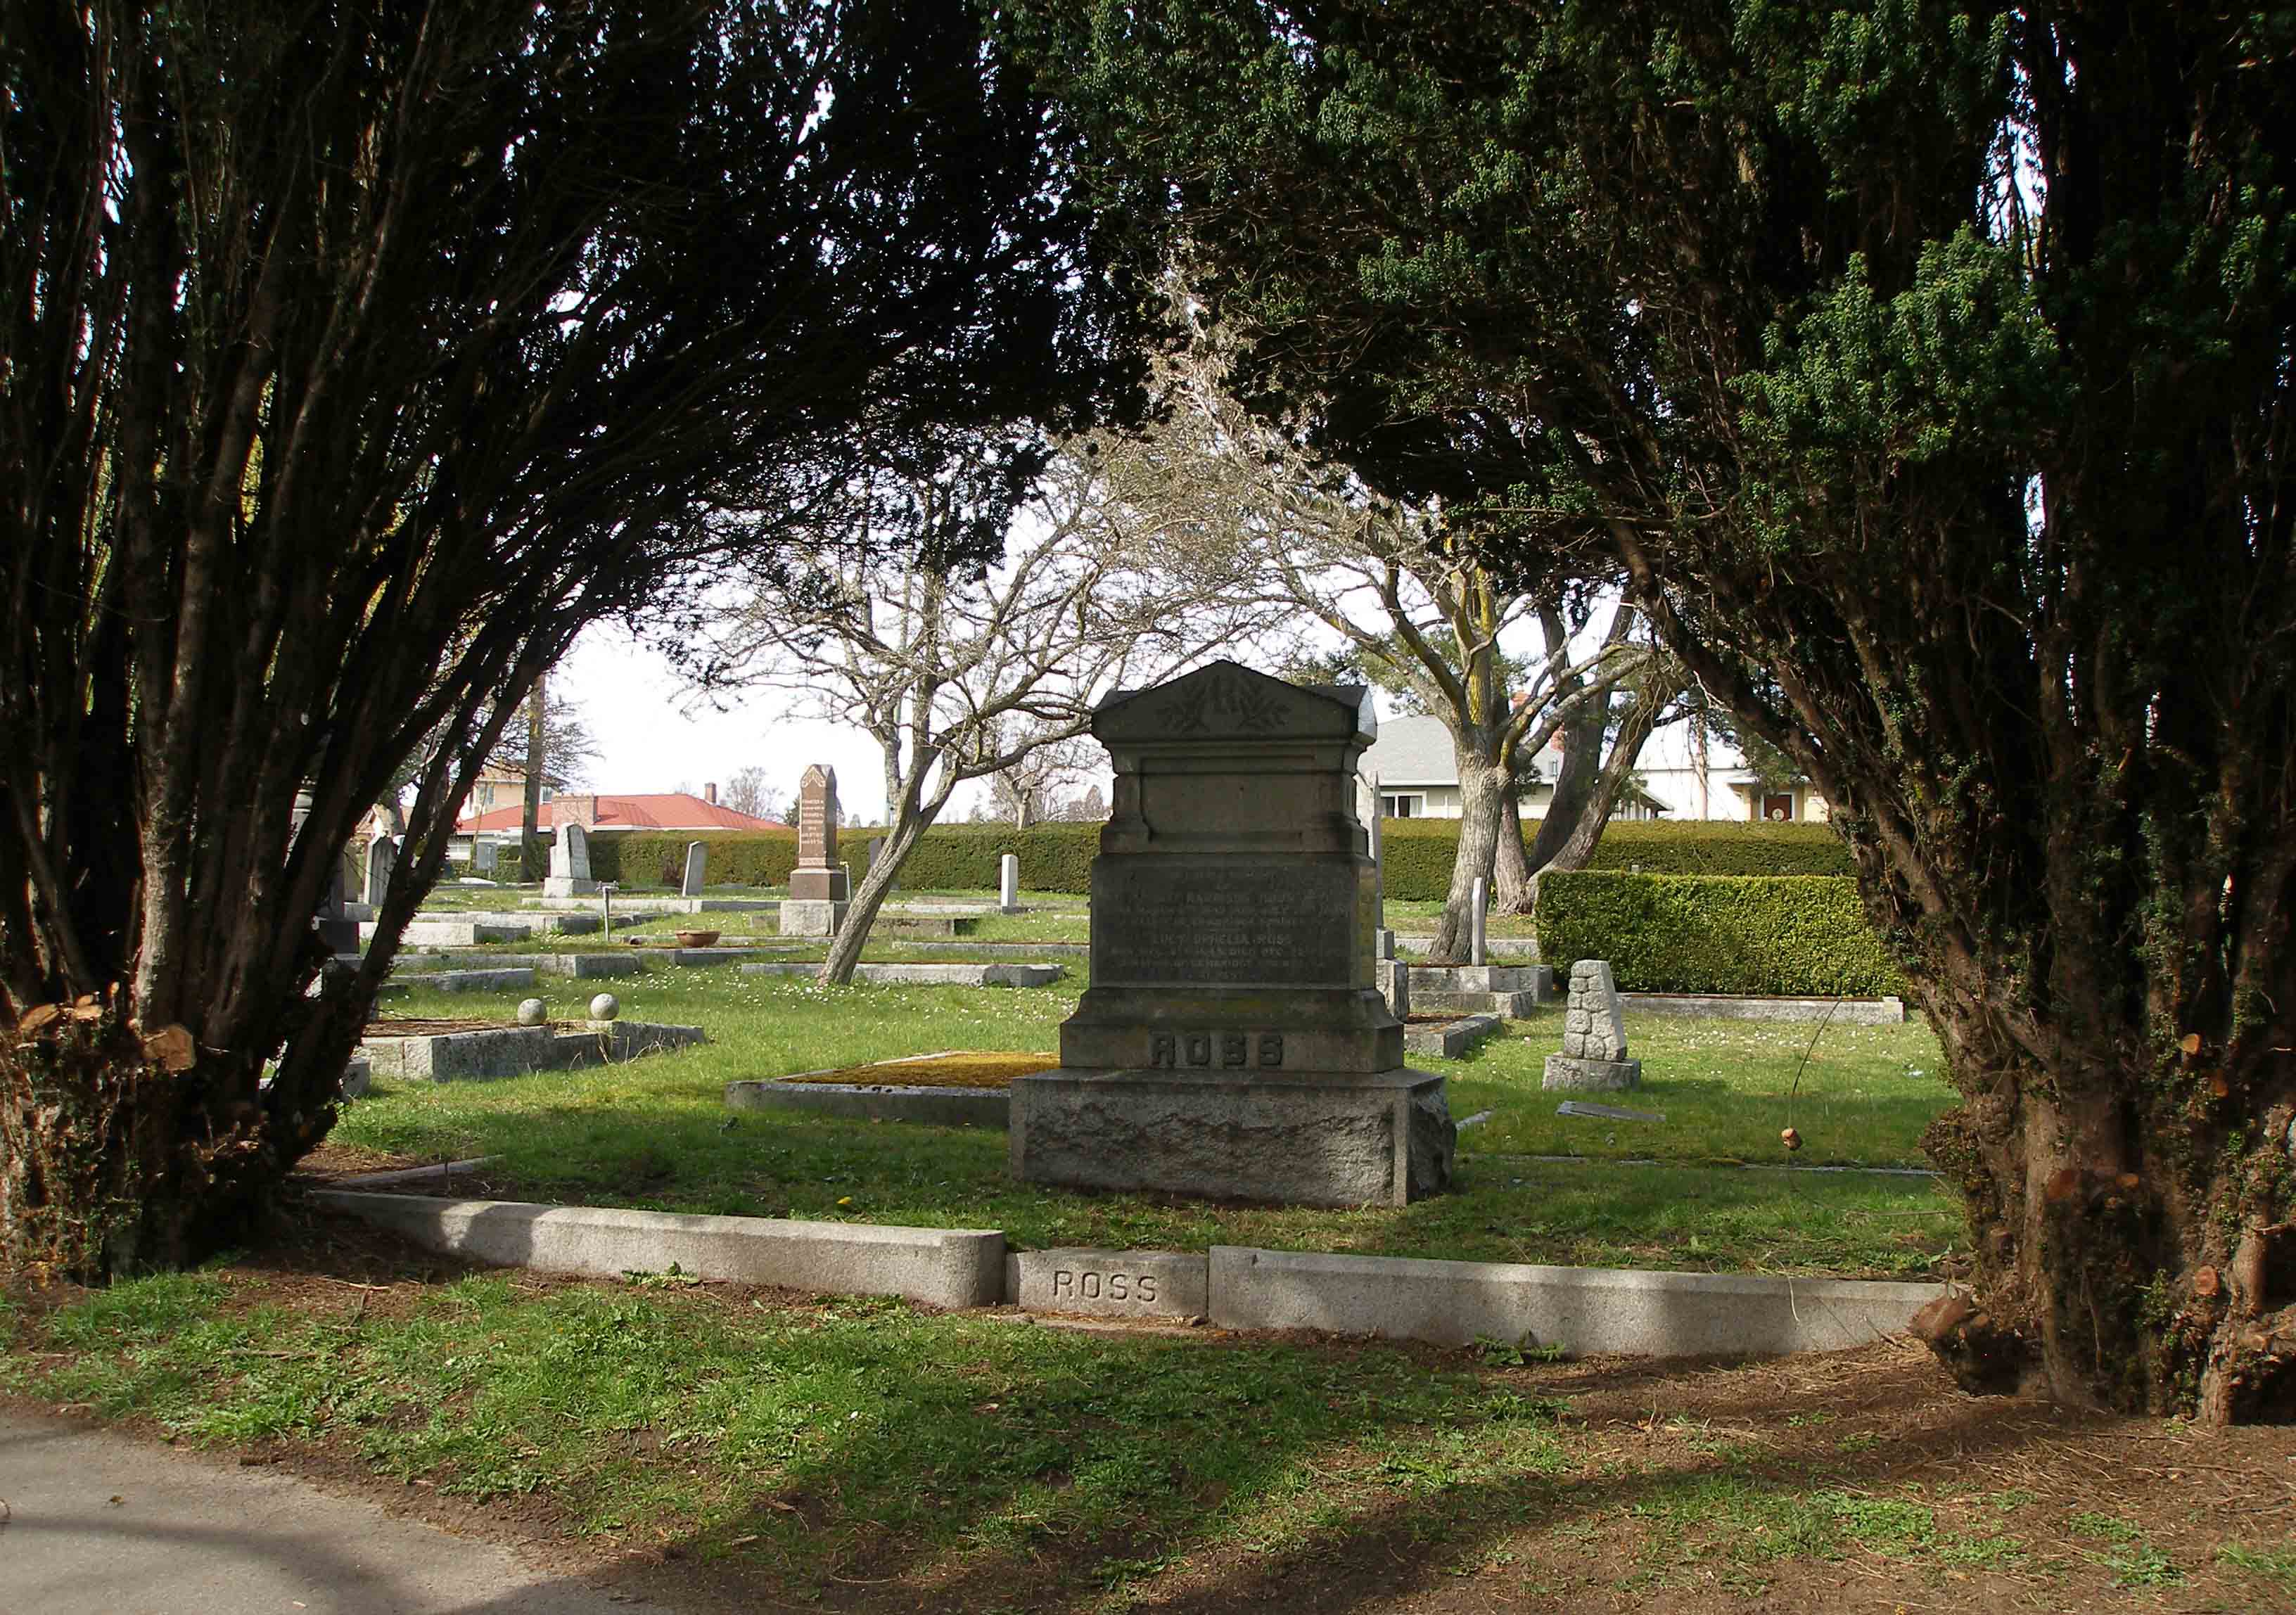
592, 824, 1102, 894
1382, 819, 1849, 898
1536, 872, 1904, 997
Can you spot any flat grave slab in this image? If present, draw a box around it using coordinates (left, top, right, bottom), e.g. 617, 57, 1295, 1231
359, 1017, 705, 1081
1401, 1012, 1502, 1059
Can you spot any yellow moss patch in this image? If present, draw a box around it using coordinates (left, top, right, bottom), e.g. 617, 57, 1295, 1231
778, 1050, 1056, 1089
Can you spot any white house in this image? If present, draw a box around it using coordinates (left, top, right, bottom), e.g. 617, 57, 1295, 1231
1630, 720, 1832, 823
1361, 713, 1665, 821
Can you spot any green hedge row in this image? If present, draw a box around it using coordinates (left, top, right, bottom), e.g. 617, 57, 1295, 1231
1377, 817, 1850, 898
582, 830, 842, 889
451, 816, 1847, 900
1533, 871, 1904, 997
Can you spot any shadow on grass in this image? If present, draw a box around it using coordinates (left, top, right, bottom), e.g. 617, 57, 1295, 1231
22, 1222, 2278, 1615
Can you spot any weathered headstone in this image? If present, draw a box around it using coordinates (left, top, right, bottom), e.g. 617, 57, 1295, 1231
1358, 770, 1385, 923
308, 789, 361, 955
473, 838, 497, 874
1009, 660, 1454, 1207
362, 835, 397, 907
1377, 956, 1411, 1021
999, 853, 1021, 913
780, 764, 850, 936
1469, 875, 1488, 966
1542, 959, 1642, 1091
543, 822, 597, 898
680, 840, 708, 898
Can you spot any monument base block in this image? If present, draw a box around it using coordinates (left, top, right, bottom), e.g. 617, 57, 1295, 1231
1542, 1054, 1643, 1092
1009, 1066, 1454, 1208
779, 899, 848, 937
542, 876, 598, 898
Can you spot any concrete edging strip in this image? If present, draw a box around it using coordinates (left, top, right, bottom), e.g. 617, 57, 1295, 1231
314, 1190, 1005, 1309
1206, 1244, 1940, 1356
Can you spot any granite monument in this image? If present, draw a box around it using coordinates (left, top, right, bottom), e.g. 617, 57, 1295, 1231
780, 764, 850, 936
1009, 660, 1455, 1206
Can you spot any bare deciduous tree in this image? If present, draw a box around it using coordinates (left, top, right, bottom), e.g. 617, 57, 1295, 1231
1097, 338, 1669, 957
707, 442, 1277, 983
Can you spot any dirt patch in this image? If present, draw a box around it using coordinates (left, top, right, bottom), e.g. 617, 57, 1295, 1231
780, 1051, 1056, 1089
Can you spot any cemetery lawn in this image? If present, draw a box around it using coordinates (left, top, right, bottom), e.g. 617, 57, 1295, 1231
6, 1249, 2291, 1615
333, 970, 1965, 1280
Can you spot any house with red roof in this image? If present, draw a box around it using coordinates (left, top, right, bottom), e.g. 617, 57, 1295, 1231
455, 783, 785, 841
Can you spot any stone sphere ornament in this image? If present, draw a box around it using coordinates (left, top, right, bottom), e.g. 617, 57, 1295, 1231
516, 998, 548, 1026
588, 992, 620, 1021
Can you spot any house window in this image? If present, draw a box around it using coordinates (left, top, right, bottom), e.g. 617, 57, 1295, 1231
1382, 793, 1425, 819
539, 786, 554, 804
476, 783, 496, 809
1760, 793, 1795, 822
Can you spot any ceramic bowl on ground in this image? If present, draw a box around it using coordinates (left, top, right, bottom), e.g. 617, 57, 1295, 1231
673, 929, 722, 947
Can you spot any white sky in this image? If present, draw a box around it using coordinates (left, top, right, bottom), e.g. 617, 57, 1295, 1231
556, 588, 1740, 826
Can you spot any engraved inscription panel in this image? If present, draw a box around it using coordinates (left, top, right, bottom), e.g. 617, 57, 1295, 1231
1095, 864, 1351, 985
1050, 1269, 1161, 1303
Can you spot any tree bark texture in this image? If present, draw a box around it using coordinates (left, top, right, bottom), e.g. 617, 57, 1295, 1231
1038, 0, 2296, 1416
0, 2, 1147, 1277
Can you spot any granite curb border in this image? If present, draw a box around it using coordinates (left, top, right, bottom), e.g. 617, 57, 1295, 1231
1620, 992, 1907, 1024
313, 1191, 1005, 1309
314, 1191, 1939, 1358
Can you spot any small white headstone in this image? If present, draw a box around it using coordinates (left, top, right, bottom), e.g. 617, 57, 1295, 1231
1000, 853, 1021, 912
1469, 876, 1488, 966
681, 841, 708, 898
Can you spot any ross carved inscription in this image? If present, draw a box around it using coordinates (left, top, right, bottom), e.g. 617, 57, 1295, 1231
1095, 864, 1351, 985
1150, 1032, 1282, 1068
1051, 1269, 1160, 1303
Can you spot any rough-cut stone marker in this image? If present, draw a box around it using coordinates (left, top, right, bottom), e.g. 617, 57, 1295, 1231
1377, 956, 1411, 1020
1543, 959, 1643, 1091
681, 840, 708, 898
1009, 659, 1453, 1208
780, 764, 850, 936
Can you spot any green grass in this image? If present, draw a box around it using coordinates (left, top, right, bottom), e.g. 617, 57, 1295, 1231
338, 968, 1960, 1278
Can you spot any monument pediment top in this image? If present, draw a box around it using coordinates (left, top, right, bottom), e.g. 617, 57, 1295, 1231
1095, 660, 1375, 745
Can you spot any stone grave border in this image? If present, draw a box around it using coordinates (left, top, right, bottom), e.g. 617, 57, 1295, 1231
1401, 1011, 1503, 1059
359, 1019, 705, 1081
1620, 992, 1906, 1024
313, 1188, 1943, 1359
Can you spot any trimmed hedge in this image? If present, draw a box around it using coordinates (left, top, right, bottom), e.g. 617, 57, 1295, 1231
1533, 871, 1905, 997
587, 830, 838, 889
881, 822, 1099, 892
1379, 818, 1850, 898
